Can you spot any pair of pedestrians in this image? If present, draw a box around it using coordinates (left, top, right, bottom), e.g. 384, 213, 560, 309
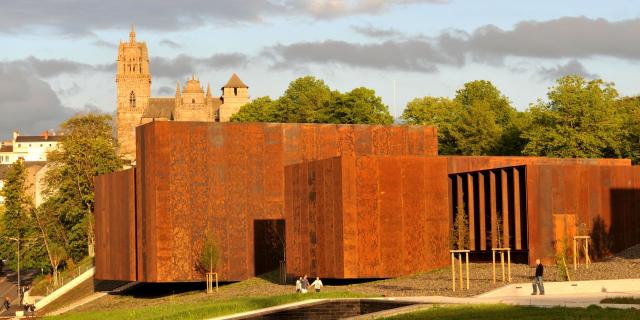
295, 275, 323, 293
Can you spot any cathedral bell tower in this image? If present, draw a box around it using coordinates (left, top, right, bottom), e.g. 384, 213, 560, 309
116, 25, 151, 160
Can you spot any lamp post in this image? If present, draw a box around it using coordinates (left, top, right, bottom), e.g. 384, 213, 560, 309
6, 236, 20, 302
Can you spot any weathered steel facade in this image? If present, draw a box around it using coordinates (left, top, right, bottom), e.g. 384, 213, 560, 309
446, 157, 640, 265
94, 168, 136, 281
96, 121, 438, 282
284, 156, 449, 279
94, 122, 640, 283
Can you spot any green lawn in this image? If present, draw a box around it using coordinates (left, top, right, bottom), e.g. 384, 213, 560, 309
383, 304, 640, 320
46, 291, 370, 320
601, 297, 640, 304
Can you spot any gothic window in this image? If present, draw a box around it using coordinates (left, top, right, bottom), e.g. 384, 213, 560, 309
234, 88, 238, 96
192, 98, 195, 104
129, 91, 136, 108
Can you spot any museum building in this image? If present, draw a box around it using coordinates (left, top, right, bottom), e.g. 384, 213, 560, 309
94, 121, 640, 282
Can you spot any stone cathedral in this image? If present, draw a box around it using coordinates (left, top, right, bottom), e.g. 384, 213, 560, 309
116, 26, 250, 159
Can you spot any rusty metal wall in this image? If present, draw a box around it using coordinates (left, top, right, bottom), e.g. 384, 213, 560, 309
94, 168, 136, 281
285, 155, 449, 279
529, 164, 640, 264
446, 156, 631, 174
133, 122, 438, 282
447, 159, 640, 266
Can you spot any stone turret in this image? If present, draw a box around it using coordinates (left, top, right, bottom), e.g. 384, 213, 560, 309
219, 73, 249, 122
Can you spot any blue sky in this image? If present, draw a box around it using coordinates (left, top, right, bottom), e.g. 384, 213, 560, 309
1, 0, 640, 138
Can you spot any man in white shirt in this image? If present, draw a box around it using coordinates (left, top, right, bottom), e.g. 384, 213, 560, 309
310, 277, 323, 293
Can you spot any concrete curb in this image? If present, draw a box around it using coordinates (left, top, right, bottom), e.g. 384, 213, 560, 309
478, 279, 640, 298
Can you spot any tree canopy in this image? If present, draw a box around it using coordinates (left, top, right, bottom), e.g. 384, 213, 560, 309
401, 75, 639, 162
231, 76, 393, 125
402, 80, 523, 155
522, 76, 621, 158
44, 113, 124, 261
0, 161, 47, 270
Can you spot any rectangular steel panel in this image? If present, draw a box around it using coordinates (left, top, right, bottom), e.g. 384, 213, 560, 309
479, 172, 486, 250
501, 169, 510, 248
467, 174, 475, 250
513, 168, 522, 250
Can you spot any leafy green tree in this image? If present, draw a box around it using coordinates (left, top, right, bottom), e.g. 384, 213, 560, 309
0, 161, 32, 269
614, 96, 640, 163
326, 87, 394, 124
402, 81, 523, 155
522, 76, 620, 158
44, 113, 124, 261
34, 202, 70, 285
452, 80, 522, 155
229, 97, 279, 122
232, 76, 392, 125
401, 97, 460, 154
277, 76, 333, 123
0, 161, 47, 270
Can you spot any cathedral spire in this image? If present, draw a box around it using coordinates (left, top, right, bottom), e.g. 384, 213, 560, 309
129, 24, 136, 44
206, 82, 212, 98
175, 81, 181, 97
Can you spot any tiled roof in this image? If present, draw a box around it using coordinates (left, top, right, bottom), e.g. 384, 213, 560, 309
0, 145, 12, 153
144, 98, 175, 119
223, 73, 248, 88
15, 136, 62, 143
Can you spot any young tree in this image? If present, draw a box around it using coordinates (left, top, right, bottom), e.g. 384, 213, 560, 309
450, 204, 469, 250
44, 113, 124, 261
34, 202, 69, 286
199, 233, 219, 274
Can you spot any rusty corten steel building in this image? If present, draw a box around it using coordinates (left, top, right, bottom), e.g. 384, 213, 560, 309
95, 121, 439, 282
446, 156, 640, 265
95, 121, 640, 283
285, 156, 449, 279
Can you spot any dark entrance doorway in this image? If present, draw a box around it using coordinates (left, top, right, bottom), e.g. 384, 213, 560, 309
254, 219, 285, 276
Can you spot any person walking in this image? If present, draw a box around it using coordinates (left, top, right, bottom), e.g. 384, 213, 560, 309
3, 296, 10, 311
295, 277, 302, 293
301, 275, 309, 293
310, 277, 323, 293
531, 259, 545, 295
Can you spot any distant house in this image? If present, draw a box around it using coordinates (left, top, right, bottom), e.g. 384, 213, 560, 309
0, 131, 60, 206
0, 131, 62, 164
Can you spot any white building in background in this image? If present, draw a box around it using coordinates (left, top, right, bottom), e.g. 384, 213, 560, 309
0, 131, 60, 205
0, 131, 61, 164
